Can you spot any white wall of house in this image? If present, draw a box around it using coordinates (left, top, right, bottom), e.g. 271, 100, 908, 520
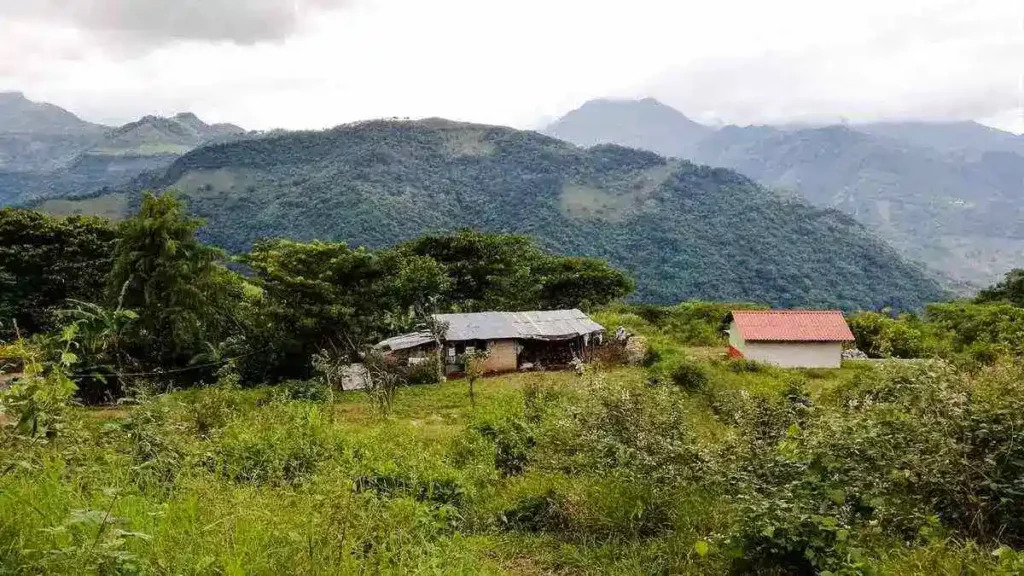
742, 341, 843, 368
727, 321, 746, 353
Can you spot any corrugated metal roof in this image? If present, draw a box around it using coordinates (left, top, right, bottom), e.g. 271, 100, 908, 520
376, 331, 434, 351
377, 309, 605, 351
731, 310, 855, 342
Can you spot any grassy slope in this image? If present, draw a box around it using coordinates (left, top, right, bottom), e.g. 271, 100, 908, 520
0, 367, 828, 574
5, 308, 1015, 574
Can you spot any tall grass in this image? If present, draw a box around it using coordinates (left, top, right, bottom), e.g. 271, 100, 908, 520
3, 342, 1024, 573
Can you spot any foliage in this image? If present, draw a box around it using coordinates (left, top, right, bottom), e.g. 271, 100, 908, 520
282, 378, 331, 402
107, 119, 945, 310
670, 360, 709, 391
363, 349, 406, 415
4, 359, 1024, 573
402, 229, 633, 312
0, 326, 79, 438
53, 300, 139, 404
848, 310, 928, 358
404, 357, 443, 386
0, 209, 116, 337
460, 347, 491, 407
107, 192, 243, 371
849, 302, 1024, 364
976, 268, 1024, 307
616, 301, 765, 346
242, 238, 448, 380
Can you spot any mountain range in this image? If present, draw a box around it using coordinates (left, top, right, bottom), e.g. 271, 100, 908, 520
544, 98, 1024, 286
37, 118, 946, 310
0, 91, 245, 205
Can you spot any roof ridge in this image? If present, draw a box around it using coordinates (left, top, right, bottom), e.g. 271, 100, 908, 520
731, 309, 844, 314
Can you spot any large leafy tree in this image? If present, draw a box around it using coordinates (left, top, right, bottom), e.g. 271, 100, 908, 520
0, 209, 116, 337
536, 256, 634, 311
401, 229, 634, 312
401, 230, 542, 312
243, 239, 449, 379
107, 192, 242, 368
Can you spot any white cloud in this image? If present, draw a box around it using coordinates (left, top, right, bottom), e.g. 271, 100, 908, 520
0, 0, 1020, 133
0, 0, 353, 47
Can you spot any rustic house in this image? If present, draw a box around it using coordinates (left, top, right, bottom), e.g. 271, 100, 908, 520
376, 309, 605, 375
726, 310, 854, 368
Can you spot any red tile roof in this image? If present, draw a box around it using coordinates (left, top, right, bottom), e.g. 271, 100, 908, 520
730, 310, 855, 342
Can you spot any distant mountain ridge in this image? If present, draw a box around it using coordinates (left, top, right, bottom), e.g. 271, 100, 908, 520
0, 91, 106, 136
544, 98, 710, 157
0, 92, 247, 205
40, 118, 946, 310
543, 98, 1024, 286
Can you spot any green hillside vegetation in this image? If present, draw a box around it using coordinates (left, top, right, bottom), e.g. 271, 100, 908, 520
545, 99, 1024, 286
847, 269, 1024, 363
51, 119, 946, 310
4, 303, 1024, 573
4, 194, 1024, 573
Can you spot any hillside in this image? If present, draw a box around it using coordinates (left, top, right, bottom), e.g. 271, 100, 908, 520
0, 91, 106, 136
46, 119, 945, 309
95, 113, 244, 156
0, 100, 246, 206
0, 92, 108, 173
544, 99, 1024, 285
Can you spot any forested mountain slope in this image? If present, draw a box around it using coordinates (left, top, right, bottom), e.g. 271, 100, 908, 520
545, 99, 1024, 286
49, 119, 945, 309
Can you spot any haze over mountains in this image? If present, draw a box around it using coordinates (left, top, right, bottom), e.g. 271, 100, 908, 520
545, 98, 1024, 286
0, 91, 245, 205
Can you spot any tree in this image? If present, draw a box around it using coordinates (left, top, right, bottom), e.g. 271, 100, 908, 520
403, 230, 635, 312
0, 209, 116, 337
976, 269, 1024, 307
243, 239, 449, 380
536, 256, 634, 310
401, 230, 543, 311
107, 192, 241, 371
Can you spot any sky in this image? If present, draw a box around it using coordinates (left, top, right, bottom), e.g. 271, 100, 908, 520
0, 0, 1021, 133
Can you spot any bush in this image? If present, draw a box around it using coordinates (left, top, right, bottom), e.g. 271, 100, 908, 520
670, 360, 709, 391
405, 357, 442, 386
727, 358, 765, 373
206, 405, 334, 485
476, 419, 535, 477
500, 490, 566, 533
283, 378, 330, 402
640, 347, 662, 368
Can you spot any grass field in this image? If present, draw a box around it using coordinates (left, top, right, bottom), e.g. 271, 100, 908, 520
2, 328, 1023, 573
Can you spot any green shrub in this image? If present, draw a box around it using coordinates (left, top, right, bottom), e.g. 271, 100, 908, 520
206, 405, 334, 485
405, 357, 442, 386
727, 358, 765, 373
640, 347, 662, 368
670, 360, 709, 391
282, 378, 330, 402
354, 473, 465, 507
500, 490, 566, 533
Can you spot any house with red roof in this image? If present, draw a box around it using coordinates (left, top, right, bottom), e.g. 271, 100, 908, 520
726, 310, 855, 368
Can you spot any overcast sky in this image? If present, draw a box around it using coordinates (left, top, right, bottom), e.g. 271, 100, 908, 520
0, 0, 1021, 132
